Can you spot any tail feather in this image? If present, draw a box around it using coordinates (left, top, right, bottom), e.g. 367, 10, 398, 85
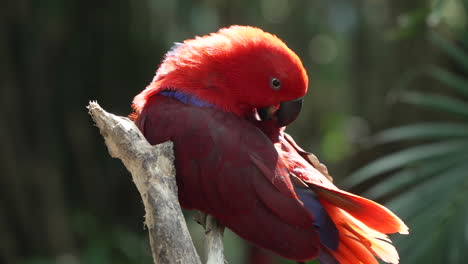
320, 199, 402, 264
311, 185, 409, 235
339, 227, 379, 264
340, 213, 400, 263
329, 239, 362, 264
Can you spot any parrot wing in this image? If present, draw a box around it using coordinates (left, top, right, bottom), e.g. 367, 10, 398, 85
135, 94, 321, 261
283, 132, 334, 182
281, 132, 408, 235
278, 132, 408, 264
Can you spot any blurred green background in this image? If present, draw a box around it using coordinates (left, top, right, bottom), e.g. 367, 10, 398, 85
2, 0, 468, 263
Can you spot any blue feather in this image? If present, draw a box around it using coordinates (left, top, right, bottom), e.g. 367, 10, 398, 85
160, 90, 215, 108
295, 187, 339, 251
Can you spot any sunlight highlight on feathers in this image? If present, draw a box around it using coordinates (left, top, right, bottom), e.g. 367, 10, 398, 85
132, 25, 308, 117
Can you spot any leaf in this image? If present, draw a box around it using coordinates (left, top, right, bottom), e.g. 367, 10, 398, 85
429, 66, 468, 97
400, 91, 468, 118
385, 161, 468, 218
362, 153, 468, 199
374, 122, 468, 143
343, 140, 468, 187
431, 32, 468, 72
389, 163, 468, 262
446, 209, 467, 264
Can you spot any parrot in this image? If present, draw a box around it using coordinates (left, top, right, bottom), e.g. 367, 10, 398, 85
131, 25, 408, 264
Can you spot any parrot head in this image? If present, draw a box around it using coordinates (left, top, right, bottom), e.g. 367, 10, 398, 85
133, 25, 308, 127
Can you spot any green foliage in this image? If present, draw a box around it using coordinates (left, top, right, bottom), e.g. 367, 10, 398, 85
346, 33, 468, 263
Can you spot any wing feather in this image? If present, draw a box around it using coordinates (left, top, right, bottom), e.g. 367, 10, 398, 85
136, 95, 320, 261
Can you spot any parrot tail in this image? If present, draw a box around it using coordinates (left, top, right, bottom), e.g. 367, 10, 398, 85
314, 187, 408, 264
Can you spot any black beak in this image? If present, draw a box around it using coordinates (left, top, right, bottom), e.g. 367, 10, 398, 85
257, 97, 303, 127
277, 97, 303, 126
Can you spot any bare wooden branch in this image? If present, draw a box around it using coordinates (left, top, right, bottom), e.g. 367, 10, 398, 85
194, 212, 226, 264
87, 101, 225, 264
204, 215, 225, 264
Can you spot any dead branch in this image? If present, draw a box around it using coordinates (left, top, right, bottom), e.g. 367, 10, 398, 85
87, 101, 224, 264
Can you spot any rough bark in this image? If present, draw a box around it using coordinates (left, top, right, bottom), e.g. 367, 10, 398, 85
195, 212, 225, 264
87, 101, 224, 264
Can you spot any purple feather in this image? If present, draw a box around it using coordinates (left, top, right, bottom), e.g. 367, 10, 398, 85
160, 90, 215, 108
295, 187, 339, 251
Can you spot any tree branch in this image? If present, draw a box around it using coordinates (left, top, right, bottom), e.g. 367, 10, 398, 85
87, 101, 224, 264
204, 215, 225, 264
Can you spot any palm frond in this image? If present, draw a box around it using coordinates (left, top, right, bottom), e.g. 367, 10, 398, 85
400, 91, 468, 118
374, 122, 468, 143
344, 140, 468, 187
348, 32, 468, 263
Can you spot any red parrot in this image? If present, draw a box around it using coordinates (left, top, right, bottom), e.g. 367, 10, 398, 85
131, 26, 408, 263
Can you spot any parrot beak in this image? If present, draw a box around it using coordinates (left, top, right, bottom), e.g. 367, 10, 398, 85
277, 97, 303, 126
257, 97, 303, 127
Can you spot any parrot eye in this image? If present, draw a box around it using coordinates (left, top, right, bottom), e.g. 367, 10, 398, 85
271, 78, 281, 90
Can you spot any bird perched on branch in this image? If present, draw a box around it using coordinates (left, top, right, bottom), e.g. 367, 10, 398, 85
131, 25, 408, 264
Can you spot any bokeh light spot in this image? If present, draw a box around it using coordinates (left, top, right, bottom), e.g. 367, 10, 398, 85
308, 34, 338, 64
